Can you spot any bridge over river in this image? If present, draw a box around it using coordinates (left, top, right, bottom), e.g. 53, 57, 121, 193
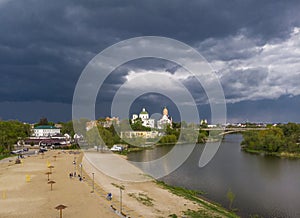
199, 127, 267, 135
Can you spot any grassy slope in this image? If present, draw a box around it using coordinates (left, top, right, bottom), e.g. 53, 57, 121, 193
156, 181, 239, 218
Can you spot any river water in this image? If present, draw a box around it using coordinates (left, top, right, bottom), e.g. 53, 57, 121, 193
127, 134, 300, 217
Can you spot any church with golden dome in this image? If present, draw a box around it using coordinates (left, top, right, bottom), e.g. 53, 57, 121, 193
157, 106, 172, 129
131, 106, 172, 129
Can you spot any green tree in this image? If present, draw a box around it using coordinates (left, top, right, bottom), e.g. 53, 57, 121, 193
198, 131, 208, 143
61, 121, 75, 137
241, 124, 300, 153
0, 121, 30, 154
86, 127, 104, 151
38, 117, 49, 125
98, 126, 114, 147
159, 135, 177, 144
131, 118, 151, 131
226, 188, 235, 210
72, 118, 89, 138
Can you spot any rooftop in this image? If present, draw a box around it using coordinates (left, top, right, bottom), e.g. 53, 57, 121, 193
34, 125, 59, 129
140, 108, 148, 114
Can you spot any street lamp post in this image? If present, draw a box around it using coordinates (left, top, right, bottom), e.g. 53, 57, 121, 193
80, 163, 82, 178
120, 187, 122, 213
73, 158, 76, 173
91, 173, 95, 193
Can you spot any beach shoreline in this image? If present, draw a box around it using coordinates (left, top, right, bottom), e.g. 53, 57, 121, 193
82, 150, 237, 218
0, 149, 236, 217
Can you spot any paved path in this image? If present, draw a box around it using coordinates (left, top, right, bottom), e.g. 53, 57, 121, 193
83, 151, 152, 182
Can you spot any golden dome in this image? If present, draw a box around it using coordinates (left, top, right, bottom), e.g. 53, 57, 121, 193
163, 107, 168, 116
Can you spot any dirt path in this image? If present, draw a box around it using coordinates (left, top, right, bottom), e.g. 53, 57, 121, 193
83, 151, 204, 218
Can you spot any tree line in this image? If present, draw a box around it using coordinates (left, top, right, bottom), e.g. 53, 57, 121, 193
0, 121, 31, 155
0, 117, 210, 155
241, 123, 300, 153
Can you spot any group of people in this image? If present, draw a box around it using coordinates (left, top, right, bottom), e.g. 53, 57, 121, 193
69, 172, 84, 181
70, 160, 112, 201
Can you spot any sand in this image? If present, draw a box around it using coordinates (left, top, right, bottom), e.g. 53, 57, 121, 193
0, 150, 118, 218
0, 150, 226, 218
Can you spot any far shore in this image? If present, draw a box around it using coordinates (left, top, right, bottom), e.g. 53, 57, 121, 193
242, 147, 300, 158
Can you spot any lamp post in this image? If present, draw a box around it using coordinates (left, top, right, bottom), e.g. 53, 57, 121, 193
91, 173, 94, 193
120, 187, 122, 214
73, 158, 76, 173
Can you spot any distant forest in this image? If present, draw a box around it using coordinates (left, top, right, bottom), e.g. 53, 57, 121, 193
241, 123, 300, 154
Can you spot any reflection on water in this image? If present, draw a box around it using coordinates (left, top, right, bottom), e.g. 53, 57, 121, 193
128, 145, 174, 162
128, 134, 300, 217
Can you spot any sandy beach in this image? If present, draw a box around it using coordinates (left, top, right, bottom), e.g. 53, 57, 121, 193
0, 150, 118, 218
83, 151, 202, 217
0, 149, 229, 218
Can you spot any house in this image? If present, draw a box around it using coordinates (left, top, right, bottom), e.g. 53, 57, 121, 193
33, 125, 61, 137
120, 131, 159, 139
99, 117, 120, 128
86, 120, 98, 131
54, 123, 63, 129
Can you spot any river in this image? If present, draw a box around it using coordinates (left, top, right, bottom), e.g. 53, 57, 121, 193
127, 134, 300, 217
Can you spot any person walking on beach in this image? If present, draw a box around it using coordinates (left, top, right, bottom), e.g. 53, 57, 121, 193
106, 193, 112, 201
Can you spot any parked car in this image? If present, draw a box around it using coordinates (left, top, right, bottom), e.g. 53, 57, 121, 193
11, 149, 22, 154
110, 145, 123, 152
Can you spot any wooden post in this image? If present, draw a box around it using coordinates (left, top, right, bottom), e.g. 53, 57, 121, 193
48, 180, 56, 191
48, 165, 54, 173
55, 205, 67, 218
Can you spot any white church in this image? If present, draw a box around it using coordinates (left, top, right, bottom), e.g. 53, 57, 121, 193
157, 106, 172, 129
131, 107, 172, 129
132, 108, 155, 128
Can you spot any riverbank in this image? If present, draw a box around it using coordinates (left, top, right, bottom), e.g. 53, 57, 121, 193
156, 181, 238, 218
242, 147, 300, 158
127, 133, 300, 217
83, 150, 238, 217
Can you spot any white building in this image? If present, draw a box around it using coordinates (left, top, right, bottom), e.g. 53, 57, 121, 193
157, 107, 172, 129
86, 120, 98, 131
120, 131, 159, 139
100, 117, 120, 128
33, 125, 60, 137
132, 108, 155, 128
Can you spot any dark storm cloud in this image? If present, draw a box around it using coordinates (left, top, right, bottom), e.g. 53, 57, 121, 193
1, 0, 300, 122
221, 67, 269, 101
197, 35, 263, 62
226, 95, 300, 123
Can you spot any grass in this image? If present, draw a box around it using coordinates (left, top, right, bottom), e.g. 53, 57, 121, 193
183, 208, 223, 218
116, 146, 148, 156
128, 192, 154, 207
156, 181, 239, 218
111, 183, 125, 190
0, 153, 12, 161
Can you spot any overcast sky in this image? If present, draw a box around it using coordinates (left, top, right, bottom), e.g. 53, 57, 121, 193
1, 0, 300, 123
